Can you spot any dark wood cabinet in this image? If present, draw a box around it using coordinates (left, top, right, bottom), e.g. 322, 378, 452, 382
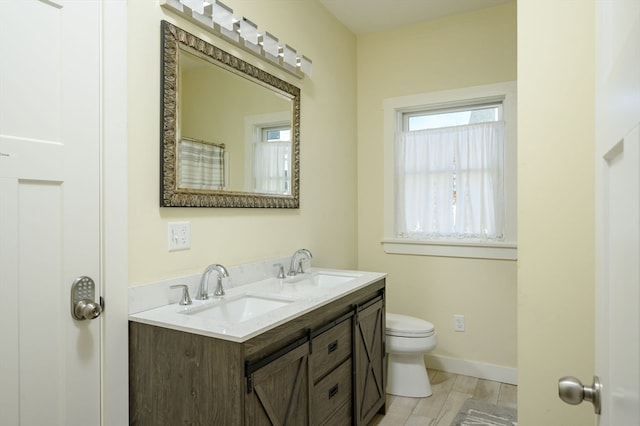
129, 278, 385, 425
128, 324, 243, 426
309, 317, 353, 425
245, 342, 309, 425
354, 297, 386, 426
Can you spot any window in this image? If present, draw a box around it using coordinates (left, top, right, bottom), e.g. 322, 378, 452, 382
383, 82, 517, 260
398, 103, 504, 240
243, 111, 292, 195
253, 124, 292, 194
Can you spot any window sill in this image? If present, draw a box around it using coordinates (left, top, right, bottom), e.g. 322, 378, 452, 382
382, 239, 517, 260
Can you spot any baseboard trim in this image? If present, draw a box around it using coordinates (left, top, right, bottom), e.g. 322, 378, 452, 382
424, 354, 518, 385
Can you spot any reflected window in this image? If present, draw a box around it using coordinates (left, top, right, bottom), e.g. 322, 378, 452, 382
253, 124, 291, 194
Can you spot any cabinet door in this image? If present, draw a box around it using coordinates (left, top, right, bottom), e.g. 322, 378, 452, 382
245, 343, 309, 425
354, 297, 385, 426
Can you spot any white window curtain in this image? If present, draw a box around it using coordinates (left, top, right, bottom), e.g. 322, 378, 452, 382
253, 141, 291, 194
395, 121, 505, 241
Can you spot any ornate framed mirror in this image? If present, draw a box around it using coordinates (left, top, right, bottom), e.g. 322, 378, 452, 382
161, 20, 300, 208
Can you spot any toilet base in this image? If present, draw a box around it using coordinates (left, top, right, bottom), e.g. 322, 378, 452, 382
386, 353, 432, 397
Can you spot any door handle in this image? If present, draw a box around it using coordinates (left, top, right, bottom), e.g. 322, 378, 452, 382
558, 375, 601, 414
70, 276, 104, 320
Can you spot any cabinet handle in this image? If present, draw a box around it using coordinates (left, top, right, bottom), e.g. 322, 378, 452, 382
328, 384, 339, 399
328, 340, 338, 354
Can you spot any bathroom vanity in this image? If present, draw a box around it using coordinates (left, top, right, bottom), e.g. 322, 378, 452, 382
129, 269, 386, 425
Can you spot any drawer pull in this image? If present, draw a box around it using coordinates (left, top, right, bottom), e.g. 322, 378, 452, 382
328, 384, 339, 399
328, 340, 338, 353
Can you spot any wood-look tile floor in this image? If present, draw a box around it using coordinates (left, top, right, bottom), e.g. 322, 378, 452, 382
370, 369, 517, 426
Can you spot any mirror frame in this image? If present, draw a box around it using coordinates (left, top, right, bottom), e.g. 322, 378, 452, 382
160, 20, 300, 208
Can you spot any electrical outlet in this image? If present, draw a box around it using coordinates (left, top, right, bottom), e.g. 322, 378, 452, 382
168, 221, 191, 251
454, 314, 465, 332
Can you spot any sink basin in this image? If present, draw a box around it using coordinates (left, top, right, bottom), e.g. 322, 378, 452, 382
181, 294, 295, 323
288, 271, 362, 288
310, 273, 358, 287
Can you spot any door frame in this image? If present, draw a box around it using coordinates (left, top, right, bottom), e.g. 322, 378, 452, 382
101, 1, 129, 424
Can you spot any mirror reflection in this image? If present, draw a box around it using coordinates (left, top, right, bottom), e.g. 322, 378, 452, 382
179, 50, 293, 194
161, 21, 300, 208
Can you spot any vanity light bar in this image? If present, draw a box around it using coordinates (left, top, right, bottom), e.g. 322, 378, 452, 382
261, 31, 280, 63
163, 0, 312, 79
282, 44, 297, 70
298, 55, 313, 77
240, 18, 258, 45
212, 0, 234, 31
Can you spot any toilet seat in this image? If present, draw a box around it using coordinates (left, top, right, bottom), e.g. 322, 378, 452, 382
386, 313, 435, 338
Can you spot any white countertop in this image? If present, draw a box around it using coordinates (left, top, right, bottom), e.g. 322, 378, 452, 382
128, 268, 386, 342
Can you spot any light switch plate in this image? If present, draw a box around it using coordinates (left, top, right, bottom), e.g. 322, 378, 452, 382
168, 221, 191, 251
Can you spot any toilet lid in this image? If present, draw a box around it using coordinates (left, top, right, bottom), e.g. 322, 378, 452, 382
386, 312, 435, 338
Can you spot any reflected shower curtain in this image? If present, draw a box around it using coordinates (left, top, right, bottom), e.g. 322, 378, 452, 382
178, 138, 225, 190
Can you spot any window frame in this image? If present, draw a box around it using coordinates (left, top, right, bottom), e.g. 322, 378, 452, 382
404, 101, 503, 131
382, 81, 517, 260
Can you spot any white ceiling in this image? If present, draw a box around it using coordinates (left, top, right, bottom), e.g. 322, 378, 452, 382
319, 0, 513, 35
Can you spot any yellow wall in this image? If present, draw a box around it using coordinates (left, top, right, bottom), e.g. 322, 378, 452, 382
518, 1, 595, 425
127, 0, 358, 285
181, 64, 291, 192
357, 3, 518, 369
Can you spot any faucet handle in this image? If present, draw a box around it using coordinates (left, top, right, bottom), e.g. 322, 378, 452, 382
170, 284, 192, 305
273, 263, 286, 279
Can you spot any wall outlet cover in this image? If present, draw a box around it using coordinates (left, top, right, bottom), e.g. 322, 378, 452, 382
168, 221, 191, 251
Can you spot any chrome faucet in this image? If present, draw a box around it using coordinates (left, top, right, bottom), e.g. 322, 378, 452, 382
288, 249, 313, 276
196, 264, 229, 299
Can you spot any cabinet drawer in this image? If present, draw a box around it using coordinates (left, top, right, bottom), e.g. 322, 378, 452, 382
311, 359, 352, 425
310, 318, 352, 382
320, 399, 352, 426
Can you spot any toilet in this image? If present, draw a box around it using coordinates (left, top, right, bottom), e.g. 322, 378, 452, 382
386, 312, 437, 397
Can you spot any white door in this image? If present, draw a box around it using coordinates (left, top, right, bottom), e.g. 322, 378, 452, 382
0, 1, 102, 425
594, 0, 640, 424
596, 125, 640, 424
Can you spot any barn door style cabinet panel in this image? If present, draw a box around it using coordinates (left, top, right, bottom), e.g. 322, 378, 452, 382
129, 278, 386, 425
354, 297, 386, 425
245, 343, 310, 425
